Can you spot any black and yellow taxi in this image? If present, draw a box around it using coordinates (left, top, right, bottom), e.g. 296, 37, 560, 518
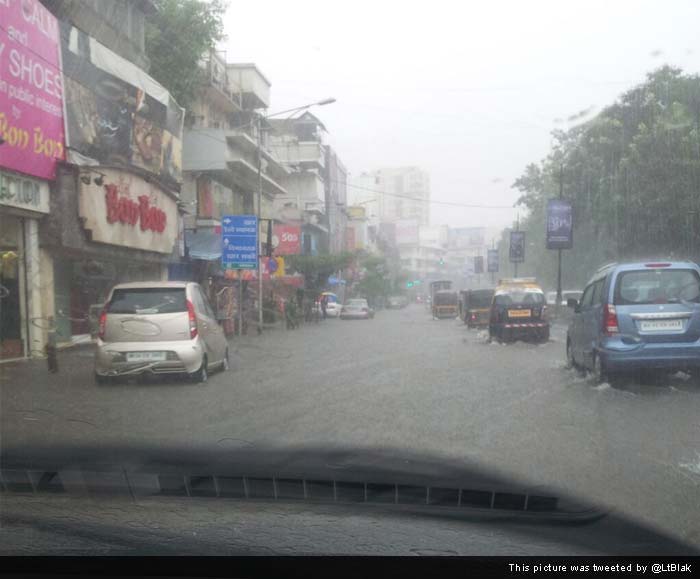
489, 278, 549, 343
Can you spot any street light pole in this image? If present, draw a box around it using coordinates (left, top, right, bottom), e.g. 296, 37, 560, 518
256, 114, 264, 334
254, 97, 336, 334
556, 164, 564, 316
514, 214, 520, 278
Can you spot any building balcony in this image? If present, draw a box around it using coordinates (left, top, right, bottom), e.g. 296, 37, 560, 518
183, 128, 288, 198
269, 140, 325, 170
226, 63, 271, 110
199, 52, 241, 113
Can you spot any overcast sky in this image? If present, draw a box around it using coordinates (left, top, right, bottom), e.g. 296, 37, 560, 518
223, 0, 700, 229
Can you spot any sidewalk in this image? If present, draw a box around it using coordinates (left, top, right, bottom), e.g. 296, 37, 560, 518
0, 329, 275, 386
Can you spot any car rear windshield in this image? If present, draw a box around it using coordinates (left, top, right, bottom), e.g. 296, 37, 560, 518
614, 269, 700, 305
494, 291, 545, 306
468, 291, 494, 307
347, 300, 367, 307
107, 288, 188, 314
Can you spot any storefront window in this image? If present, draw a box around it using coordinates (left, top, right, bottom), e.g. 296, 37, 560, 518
0, 216, 23, 359
53, 258, 164, 343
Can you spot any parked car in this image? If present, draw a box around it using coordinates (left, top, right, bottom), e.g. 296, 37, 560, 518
340, 298, 375, 320
387, 295, 407, 309
566, 261, 700, 384
95, 282, 229, 384
489, 278, 549, 343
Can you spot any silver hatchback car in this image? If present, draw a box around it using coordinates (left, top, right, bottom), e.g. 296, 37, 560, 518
95, 282, 229, 384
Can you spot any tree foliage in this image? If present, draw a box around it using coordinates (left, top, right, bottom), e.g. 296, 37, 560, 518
507, 66, 700, 289
145, 0, 227, 110
285, 252, 355, 292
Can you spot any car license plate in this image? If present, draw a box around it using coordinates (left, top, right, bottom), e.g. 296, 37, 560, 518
126, 351, 166, 362
508, 309, 531, 318
639, 319, 684, 332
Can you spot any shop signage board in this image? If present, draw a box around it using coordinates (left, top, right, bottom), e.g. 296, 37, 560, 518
78, 168, 178, 254
0, 0, 65, 179
272, 225, 301, 255
60, 23, 184, 188
222, 215, 258, 270
0, 171, 50, 213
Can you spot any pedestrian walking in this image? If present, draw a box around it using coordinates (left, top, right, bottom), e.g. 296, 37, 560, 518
285, 298, 298, 329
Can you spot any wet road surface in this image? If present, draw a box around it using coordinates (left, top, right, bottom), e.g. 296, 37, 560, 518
2, 303, 700, 547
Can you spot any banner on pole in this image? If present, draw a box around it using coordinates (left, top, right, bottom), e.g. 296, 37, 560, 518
546, 199, 573, 250
509, 231, 525, 263
487, 249, 499, 273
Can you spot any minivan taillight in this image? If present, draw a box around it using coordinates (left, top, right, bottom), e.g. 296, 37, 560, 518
187, 299, 198, 339
603, 303, 619, 335
98, 309, 107, 340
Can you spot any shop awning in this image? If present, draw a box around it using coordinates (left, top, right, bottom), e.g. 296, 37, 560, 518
185, 229, 222, 261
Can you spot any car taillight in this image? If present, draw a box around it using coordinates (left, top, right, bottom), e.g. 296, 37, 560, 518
187, 299, 198, 339
603, 303, 619, 335
98, 309, 107, 340
362, 307, 369, 312
645, 263, 671, 268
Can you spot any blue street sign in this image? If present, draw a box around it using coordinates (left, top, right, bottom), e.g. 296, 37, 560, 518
221, 215, 258, 270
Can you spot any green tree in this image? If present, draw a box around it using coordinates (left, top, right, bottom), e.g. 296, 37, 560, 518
285, 253, 354, 293
145, 0, 228, 110
510, 66, 700, 290
354, 254, 391, 304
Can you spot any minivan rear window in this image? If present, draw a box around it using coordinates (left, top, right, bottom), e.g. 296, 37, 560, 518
107, 288, 187, 314
614, 269, 700, 305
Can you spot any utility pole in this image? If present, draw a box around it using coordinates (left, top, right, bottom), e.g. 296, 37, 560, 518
556, 164, 564, 316
514, 214, 520, 278
256, 114, 264, 334
249, 98, 335, 334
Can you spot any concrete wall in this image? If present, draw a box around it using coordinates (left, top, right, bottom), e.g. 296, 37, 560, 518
44, 0, 151, 70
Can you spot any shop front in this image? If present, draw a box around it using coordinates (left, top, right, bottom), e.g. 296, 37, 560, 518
0, 171, 51, 361
46, 167, 179, 345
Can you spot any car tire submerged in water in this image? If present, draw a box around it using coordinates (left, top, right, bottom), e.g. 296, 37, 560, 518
190, 355, 208, 384
592, 352, 609, 385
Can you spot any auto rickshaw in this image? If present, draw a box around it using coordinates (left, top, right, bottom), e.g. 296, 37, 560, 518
432, 290, 459, 319
459, 288, 495, 328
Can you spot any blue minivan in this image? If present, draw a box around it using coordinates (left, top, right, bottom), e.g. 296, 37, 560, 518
566, 261, 700, 383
